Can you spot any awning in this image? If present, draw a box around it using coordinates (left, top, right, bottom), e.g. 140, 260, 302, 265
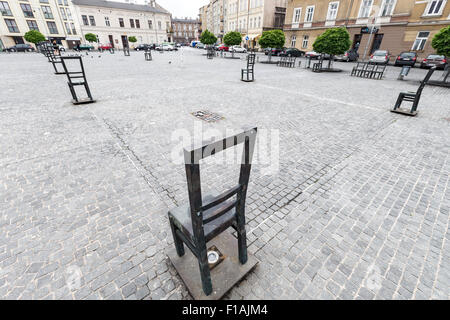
66, 36, 81, 41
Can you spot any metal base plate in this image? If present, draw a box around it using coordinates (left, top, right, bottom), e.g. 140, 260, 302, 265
390, 108, 417, 116
168, 231, 258, 300
72, 99, 96, 105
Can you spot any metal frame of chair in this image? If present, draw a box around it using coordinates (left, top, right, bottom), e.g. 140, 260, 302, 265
144, 49, 152, 61
47, 49, 65, 75
168, 127, 257, 296
60, 56, 96, 105
241, 53, 255, 82
123, 47, 130, 56
391, 67, 436, 116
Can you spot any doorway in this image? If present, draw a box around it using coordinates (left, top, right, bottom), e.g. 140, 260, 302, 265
121, 35, 128, 48
109, 35, 114, 47
370, 34, 384, 54
352, 34, 362, 52
13, 36, 24, 44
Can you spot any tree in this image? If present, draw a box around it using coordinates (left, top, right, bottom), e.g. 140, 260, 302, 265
84, 33, 97, 43
24, 30, 45, 47
258, 30, 285, 62
432, 26, 450, 58
128, 36, 137, 44
313, 27, 351, 68
224, 31, 242, 58
200, 29, 217, 46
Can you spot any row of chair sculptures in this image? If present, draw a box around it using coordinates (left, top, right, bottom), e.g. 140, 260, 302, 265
351, 62, 386, 80
277, 56, 297, 68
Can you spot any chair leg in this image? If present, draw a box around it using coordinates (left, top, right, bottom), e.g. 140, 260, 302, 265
411, 97, 420, 113
169, 218, 185, 257
197, 244, 212, 295
84, 82, 93, 101
393, 94, 404, 110
68, 83, 77, 102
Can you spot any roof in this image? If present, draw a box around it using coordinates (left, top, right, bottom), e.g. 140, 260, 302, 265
71, 0, 170, 15
172, 18, 200, 23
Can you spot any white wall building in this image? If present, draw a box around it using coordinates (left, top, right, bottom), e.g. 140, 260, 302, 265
0, 0, 82, 50
71, 0, 172, 49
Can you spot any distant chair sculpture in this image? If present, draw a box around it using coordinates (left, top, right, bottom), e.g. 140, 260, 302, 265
168, 127, 257, 296
123, 47, 130, 56
47, 49, 65, 75
144, 49, 152, 61
277, 55, 296, 68
207, 46, 214, 59
60, 56, 96, 105
109, 47, 115, 54
391, 66, 436, 116
241, 53, 255, 82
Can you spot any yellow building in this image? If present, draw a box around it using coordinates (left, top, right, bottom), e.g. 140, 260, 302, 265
284, 0, 450, 60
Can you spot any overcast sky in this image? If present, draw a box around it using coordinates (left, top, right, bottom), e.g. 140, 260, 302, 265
117, 0, 210, 19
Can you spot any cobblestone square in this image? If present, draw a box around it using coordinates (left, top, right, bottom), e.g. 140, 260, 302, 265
0, 48, 449, 300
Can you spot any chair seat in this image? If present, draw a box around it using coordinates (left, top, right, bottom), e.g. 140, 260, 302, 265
169, 192, 236, 243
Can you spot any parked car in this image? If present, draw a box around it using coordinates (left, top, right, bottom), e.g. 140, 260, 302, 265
75, 44, 94, 51
98, 43, 113, 51
217, 44, 229, 51
229, 45, 247, 53
305, 51, 321, 59
134, 44, 151, 51
196, 43, 205, 49
279, 48, 305, 57
5, 44, 34, 52
334, 50, 359, 62
162, 44, 174, 51
394, 51, 418, 67
420, 54, 447, 70
369, 50, 390, 65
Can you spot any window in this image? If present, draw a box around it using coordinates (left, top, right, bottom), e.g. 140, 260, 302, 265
41, 6, 53, 19
158, 21, 161, 29
166, 21, 169, 30
40, 0, 49, 3
21, 4, 34, 18
291, 35, 296, 47
27, 20, 39, 31
0, 1, 12, 16
305, 6, 315, 22
148, 20, 153, 29
327, 2, 339, 20
59, 7, 67, 20
105, 16, 110, 26
240, 0, 246, 12
359, 0, 373, 18
292, 8, 302, 23
71, 22, 76, 34
47, 21, 58, 34
424, 0, 446, 16
82, 15, 88, 26
5, 18, 19, 32
380, 0, 395, 16
66, 8, 72, 20
64, 22, 71, 34
135, 19, 140, 28
302, 35, 309, 48
130, 18, 135, 28
411, 31, 430, 51
119, 18, 124, 27
89, 16, 95, 26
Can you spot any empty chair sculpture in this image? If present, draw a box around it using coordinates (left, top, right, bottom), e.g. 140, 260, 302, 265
144, 49, 152, 61
47, 49, 65, 75
241, 53, 255, 82
123, 47, 130, 56
391, 66, 436, 116
60, 56, 96, 105
168, 128, 257, 296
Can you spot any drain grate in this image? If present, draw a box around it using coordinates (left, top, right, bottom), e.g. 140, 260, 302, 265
191, 110, 224, 122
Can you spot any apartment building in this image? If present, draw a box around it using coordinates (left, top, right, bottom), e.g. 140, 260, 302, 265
172, 18, 200, 44
71, 0, 171, 49
199, 0, 287, 48
0, 0, 82, 50
284, 0, 450, 60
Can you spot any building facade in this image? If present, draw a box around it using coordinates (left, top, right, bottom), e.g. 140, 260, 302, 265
199, 0, 288, 47
71, 0, 171, 49
172, 18, 200, 44
284, 0, 450, 60
0, 0, 82, 50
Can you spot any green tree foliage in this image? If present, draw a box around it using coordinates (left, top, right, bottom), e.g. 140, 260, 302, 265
200, 29, 218, 45
84, 33, 97, 43
24, 30, 45, 45
432, 26, 450, 57
258, 29, 285, 49
128, 36, 137, 43
313, 27, 351, 56
223, 31, 242, 47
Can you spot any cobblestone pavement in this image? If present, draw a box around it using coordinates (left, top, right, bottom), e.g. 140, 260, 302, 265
0, 49, 449, 300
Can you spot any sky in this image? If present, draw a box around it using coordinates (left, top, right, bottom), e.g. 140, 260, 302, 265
117, 0, 210, 19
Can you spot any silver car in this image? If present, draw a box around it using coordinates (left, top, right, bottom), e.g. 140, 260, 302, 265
369, 50, 390, 65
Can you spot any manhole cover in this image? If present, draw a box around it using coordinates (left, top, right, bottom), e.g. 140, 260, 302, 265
191, 110, 224, 122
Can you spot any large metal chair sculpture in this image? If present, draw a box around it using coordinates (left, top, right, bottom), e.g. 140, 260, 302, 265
241, 53, 255, 82
391, 66, 436, 116
168, 127, 258, 298
144, 49, 152, 61
60, 56, 96, 105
